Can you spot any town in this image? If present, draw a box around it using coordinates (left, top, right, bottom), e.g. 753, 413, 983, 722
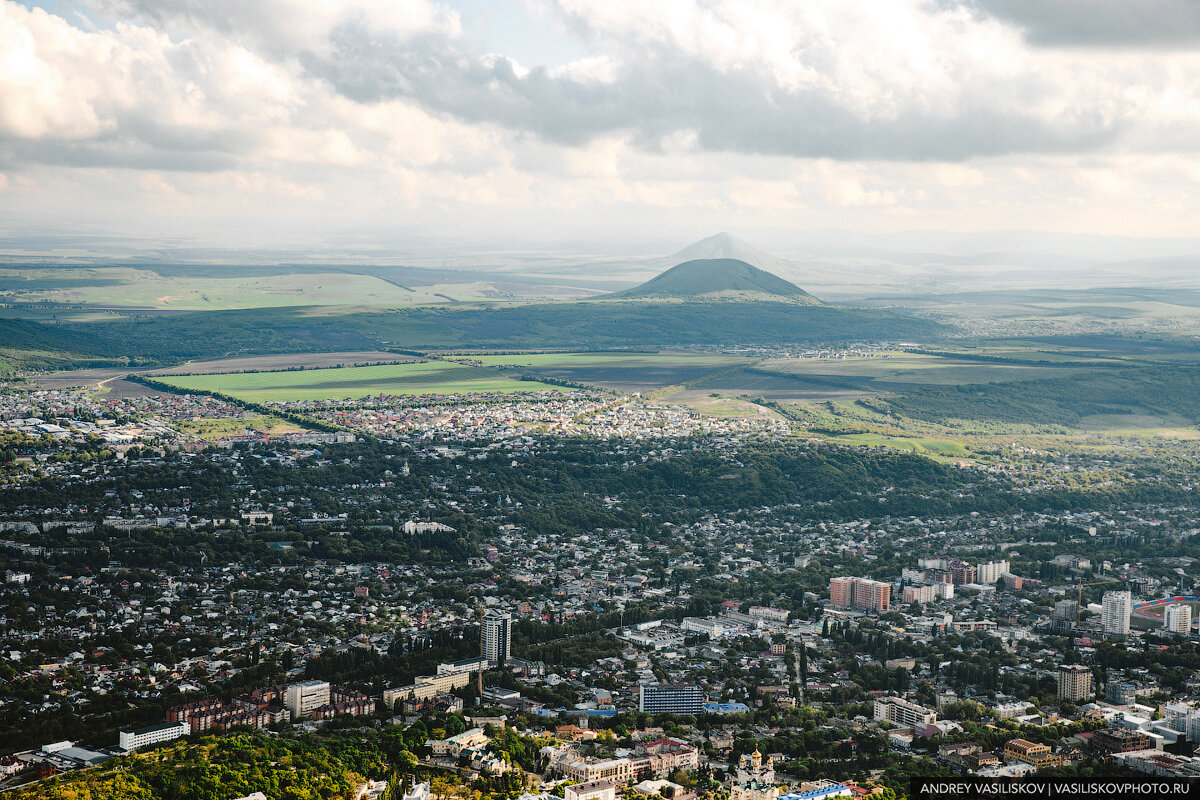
1, 373, 1200, 799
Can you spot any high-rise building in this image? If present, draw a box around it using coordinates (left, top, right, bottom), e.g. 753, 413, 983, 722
1102, 590, 1132, 636
828, 577, 890, 611
1057, 664, 1092, 701
903, 584, 936, 604
638, 684, 704, 714
482, 610, 512, 667
976, 560, 1010, 585
1165, 603, 1193, 635
949, 562, 976, 586
829, 577, 854, 608
285, 680, 330, 721
903, 583, 954, 604
1053, 599, 1079, 621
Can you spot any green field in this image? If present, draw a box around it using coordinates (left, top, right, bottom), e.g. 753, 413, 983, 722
445, 350, 753, 392
153, 361, 568, 401
0, 267, 577, 310
757, 351, 1071, 386
829, 432, 971, 459
449, 351, 746, 368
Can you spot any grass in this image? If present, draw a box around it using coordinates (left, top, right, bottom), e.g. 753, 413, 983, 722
757, 352, 1069, 386
829, 432, 971, 459
449, 351, 748, 368
153, 361, 568, 402
679, 397, 781, 419
172, 416, 307, 440
446, 350, 754, 392
3, 267, 519, 310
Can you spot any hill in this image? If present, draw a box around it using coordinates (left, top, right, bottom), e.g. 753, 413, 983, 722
617, 258, 821, 303
665, 232, 799, 275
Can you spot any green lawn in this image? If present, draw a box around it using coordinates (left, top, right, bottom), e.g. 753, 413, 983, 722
154, 361, 568, 401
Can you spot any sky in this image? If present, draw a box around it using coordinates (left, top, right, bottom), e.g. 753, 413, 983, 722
3, 0, 1200, 254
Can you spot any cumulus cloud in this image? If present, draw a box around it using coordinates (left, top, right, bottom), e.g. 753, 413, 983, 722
3, 0, 1200, 241
280, 0, 1200, 162
960, 0, 1200, 47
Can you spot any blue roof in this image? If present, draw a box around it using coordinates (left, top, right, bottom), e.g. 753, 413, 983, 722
533, 707, 618, 717
703, 702, 750, 714
779, 785, 849, 800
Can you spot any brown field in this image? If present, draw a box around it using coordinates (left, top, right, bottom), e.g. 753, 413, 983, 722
34, 368, 133, 390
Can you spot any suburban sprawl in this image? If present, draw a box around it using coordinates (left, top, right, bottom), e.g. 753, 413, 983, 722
1, 332, 1200, 800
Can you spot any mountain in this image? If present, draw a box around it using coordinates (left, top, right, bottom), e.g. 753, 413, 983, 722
666, 232, 800, 276
617, 257, 822, 303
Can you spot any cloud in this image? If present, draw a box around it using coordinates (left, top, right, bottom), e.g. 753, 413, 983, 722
960, 0, 1200, 47
10, 0, 1200, 171
5, 0, 1200, 242
294, 0, 1195, 161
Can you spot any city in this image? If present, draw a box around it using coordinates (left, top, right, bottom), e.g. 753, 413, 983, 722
5, 1, 1200, 799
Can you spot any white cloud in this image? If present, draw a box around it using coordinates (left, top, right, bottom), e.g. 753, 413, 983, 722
3, 0, 1200, 243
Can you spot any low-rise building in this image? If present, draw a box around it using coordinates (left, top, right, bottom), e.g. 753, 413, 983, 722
1002, 739, 1063, 770
119, 720, 190, 751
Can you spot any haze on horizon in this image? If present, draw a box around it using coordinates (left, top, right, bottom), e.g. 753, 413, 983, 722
4, 0, 1200, 267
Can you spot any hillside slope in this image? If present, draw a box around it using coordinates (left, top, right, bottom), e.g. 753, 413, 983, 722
618, 258, 821, 303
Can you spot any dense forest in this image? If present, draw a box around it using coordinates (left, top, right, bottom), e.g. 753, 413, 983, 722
880, 365, 1200, 426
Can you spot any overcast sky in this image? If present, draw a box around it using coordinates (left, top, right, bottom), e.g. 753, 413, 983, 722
3, 0, 1200, 252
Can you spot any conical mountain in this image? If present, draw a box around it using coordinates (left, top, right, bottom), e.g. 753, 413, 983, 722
617, 257, 822, 303
667, 232, 795, 275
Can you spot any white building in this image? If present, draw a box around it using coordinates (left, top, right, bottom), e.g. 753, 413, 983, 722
1165, 603, 1193, 635
681, 616, 738, 639
1102, 590, 1132, 636
902, 583, 954, 604
285, 680, 330, 721
977, 560, 1010, 585
482, 610, 512, 667
119, 720, 190, 751
1164, 704, 1200, 742
730, 747, 779, 800
873, 696, 937, 727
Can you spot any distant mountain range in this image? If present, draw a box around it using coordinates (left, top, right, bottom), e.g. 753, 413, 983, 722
616, 257, 821, 303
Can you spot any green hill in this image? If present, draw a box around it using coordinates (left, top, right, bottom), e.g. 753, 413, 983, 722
617, 258, 821, 303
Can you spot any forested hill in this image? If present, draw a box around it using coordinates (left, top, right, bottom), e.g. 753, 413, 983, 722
617, 258, 821, 302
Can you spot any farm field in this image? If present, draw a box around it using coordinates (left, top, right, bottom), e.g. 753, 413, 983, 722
659, 352, 1091, 405
757, 351, 1075, 386
146, 351, 420, 375
1, 268, 545, 310
153, 361, 568, 402
447, 351, 753, 392
675, 368, 869, 402
32, 351, 422, 390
